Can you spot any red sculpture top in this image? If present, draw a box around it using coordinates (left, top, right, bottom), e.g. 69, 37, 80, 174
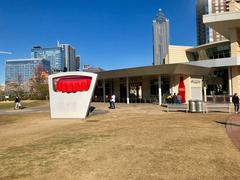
55, 76, 92, 93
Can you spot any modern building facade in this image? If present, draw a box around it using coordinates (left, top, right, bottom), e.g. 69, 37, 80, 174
152, 9, 169, 65
5, 58, 50, 84
92, 2, 240, 105
31, 43, 79, 72
196, 0, 240, 45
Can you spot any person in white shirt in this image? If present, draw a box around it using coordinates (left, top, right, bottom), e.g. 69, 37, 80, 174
109, 94, 116, 109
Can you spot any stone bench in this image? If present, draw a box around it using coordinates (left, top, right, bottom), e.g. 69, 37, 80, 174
166, 104, 188, 113
205, 103, 231, 113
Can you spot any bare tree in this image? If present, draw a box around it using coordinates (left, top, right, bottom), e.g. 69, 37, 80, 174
29, 64, 49, 99
5, 73, 24, 97
0, 85, 5, 101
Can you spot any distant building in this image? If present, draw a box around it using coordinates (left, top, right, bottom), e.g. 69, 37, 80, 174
60, 44, 78, 71
75, 56, 80, 71
31, 43, 79, 72
5, 58, 50, 84
226, 0, 240, 10
196, 0, 240, 45
152, 9, 169, 65
31, 46, 65, 72
83, 65, 104, 73
196, 0, 209, 45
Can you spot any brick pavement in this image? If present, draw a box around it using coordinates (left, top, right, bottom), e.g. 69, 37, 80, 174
226, 114, 240, 150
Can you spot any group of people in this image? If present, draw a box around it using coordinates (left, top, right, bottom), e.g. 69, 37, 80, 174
166, 93, 182, 104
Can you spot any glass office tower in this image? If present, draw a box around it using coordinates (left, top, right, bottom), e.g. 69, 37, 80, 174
31, 43, 78, 72
152, 9, 169, 65
5, 58, 50, 84
31, 46, 65, 72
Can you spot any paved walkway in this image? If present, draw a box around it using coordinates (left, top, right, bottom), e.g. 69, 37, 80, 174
0, 105, 49, 115
226, 114, 240, 150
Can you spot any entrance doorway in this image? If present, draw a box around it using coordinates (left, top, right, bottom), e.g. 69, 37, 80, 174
120, 83, 143, 103
129, 83, 142, 103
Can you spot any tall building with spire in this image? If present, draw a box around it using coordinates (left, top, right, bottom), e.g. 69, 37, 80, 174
196, 0, 240, 45
152, 9, 169, 65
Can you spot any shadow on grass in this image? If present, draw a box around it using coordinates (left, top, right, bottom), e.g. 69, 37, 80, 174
215, 120, 240, 127
89, 107, 109, 116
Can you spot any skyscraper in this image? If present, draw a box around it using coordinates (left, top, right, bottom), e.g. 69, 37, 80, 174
60, 44, 77, 71
196, 0, 209, 45
31, 43, 79, 72
196, 0, 240, 45
152, 9, 169, 65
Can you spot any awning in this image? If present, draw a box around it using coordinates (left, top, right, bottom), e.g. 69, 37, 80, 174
97, 63, 211, 79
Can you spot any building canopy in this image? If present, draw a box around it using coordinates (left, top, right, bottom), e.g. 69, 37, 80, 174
97, 63, 210, 79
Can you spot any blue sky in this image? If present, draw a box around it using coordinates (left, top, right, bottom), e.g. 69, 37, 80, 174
0, 0, 196, 84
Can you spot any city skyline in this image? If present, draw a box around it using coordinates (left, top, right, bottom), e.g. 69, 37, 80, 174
0, 0, 197, 84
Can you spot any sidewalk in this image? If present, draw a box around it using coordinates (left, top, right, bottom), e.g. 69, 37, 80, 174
0, 105, 49, 115
226, 114, 240, 150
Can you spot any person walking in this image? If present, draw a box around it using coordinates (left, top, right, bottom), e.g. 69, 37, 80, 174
14, 96, 21, 110
108, 95, 112, 108
109, 94, 116, 109
232, 93, 239, 114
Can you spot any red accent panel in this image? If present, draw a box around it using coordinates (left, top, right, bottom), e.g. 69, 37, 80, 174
56, 76, 92, 93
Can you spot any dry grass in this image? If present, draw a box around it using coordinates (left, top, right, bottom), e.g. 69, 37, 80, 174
0, 103, 240, 179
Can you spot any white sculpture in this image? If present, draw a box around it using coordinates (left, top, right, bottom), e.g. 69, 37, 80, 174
48, 72, 97, 119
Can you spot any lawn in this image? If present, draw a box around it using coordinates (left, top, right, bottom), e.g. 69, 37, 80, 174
0, 103, 239, 179
0, 100, 48, 110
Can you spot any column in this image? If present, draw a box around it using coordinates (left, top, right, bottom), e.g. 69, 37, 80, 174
169, 76, 173, 95
103, 79, 106, 103
158, 75, 162, 105
126, 77, 130, 104
203, 76, 207, 102
228, 67, 233, 102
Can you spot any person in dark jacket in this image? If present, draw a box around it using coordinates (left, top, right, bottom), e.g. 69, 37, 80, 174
14, 96, 20, 110
232, 93, 239, 113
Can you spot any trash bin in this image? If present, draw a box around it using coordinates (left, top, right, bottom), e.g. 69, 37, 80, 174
195, 100, 203, 112
189, 100, 196, 112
